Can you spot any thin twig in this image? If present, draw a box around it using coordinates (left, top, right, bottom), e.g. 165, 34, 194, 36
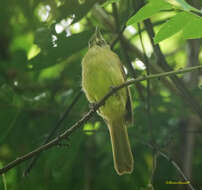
137, 21, 154, 142
112, 3, 145, 101
0, 65, 202, 175
23, 90, 82, 176
144, 19, 202, 118
144, 143, 195, 190
110, 25, 126, 50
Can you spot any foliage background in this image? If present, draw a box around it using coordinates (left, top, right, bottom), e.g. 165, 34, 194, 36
0, 0, 202, 189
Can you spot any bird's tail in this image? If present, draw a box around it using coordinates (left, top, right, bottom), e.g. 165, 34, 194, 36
108, 119, 134, 175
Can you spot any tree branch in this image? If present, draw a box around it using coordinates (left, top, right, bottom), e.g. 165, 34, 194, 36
0, 65, 202, 175
23, 90, 83, 176
144, 19, 202, 118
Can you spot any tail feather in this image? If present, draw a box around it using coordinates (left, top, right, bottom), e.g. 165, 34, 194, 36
108, 119, 134, 175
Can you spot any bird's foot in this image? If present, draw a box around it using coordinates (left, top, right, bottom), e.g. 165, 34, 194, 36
89, 102, 98, 110
110, 86, 119, 97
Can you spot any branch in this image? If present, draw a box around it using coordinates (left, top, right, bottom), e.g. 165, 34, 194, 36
144, 19, 202, 118
112, 3, 145, 101
0, 65, 202, 175
144, 143, 195, 190
23, 90, 83, 176
92, 4, 202, 118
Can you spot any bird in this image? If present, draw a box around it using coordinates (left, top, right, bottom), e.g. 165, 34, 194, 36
81, 29, 134, 175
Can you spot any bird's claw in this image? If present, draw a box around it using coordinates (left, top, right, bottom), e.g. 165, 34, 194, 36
89, 102, 98, 110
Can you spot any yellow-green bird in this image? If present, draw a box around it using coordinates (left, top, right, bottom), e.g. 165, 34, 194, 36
81, 30, 134, 175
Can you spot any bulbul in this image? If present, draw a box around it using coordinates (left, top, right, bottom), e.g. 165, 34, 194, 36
81, 30, 134, 175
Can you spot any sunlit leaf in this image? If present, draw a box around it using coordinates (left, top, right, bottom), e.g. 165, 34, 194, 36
83, 122, 100, 135
127, 0, 172, 25
165, 0, 201, 13
154, 12, 202, 43
182, 14, 202, 39
154, 12, 189, 43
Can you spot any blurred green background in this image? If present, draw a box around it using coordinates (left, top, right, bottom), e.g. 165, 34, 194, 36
0, 0, 202, 189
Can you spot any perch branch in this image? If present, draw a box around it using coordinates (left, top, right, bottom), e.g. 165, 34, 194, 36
0, 65, 202, 175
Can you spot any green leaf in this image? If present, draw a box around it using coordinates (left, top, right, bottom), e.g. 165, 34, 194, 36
182, 14, 202, 39
154, 12, 190, 44
127, 0, 172, 25
28, 30, 93, 70
83, 122, 100, 135
154, 12, 202, 43
165, 0, 200, 13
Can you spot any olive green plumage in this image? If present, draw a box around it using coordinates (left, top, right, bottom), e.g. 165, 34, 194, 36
81, 37, 134, 175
